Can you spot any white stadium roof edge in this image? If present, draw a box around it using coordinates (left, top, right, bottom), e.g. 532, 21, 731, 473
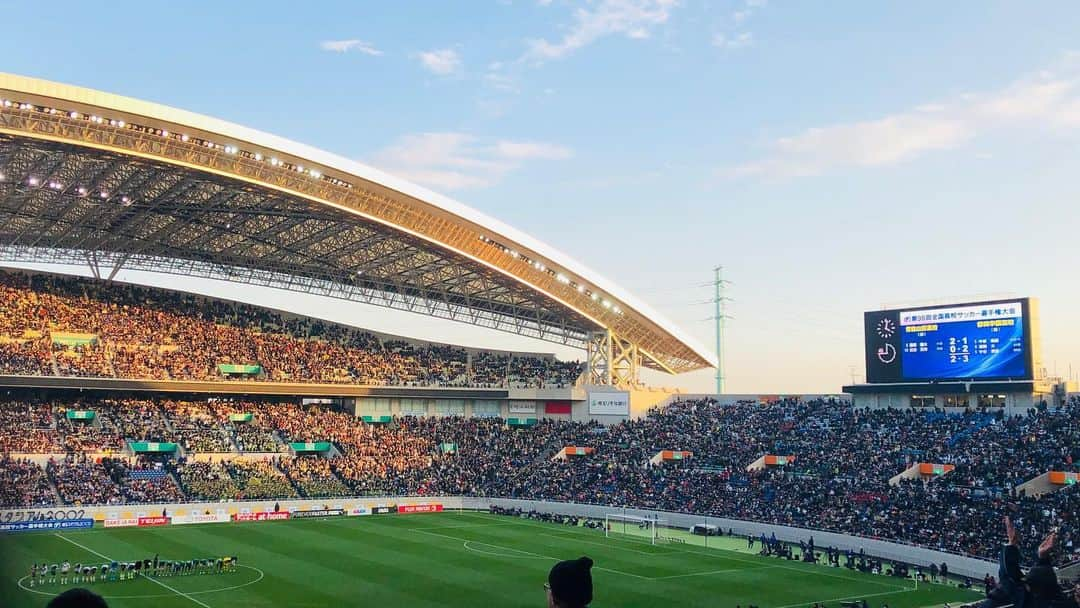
0, 72, 716, 377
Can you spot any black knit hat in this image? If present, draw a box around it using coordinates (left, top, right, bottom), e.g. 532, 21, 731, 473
548, 556, 594, 606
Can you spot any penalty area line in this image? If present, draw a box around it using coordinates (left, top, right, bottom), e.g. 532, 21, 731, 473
770, 586, 916, 608
409, 526, 651, 580
53, 533, 213, 608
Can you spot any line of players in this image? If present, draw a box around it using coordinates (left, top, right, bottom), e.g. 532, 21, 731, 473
27, 555, 239, 587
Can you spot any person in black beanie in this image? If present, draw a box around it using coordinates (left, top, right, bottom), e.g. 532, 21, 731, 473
48, 588, 108, 608
546, 556, 593, 608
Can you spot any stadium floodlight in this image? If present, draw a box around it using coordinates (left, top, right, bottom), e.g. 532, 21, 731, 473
69, 111, 79, 118
181, 134, 190, 142
604, 514, 670, 545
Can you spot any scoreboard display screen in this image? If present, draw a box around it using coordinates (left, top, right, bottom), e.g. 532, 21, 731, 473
864, 299, 1034, 383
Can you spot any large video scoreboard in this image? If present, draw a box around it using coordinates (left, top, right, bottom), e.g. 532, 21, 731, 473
864, 298, 1037, 383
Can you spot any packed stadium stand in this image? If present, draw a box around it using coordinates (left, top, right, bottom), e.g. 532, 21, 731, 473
1, 394, 1077, 566
0, 270, 583, 388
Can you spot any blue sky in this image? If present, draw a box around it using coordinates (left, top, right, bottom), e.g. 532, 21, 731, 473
3, 1, 1080, 393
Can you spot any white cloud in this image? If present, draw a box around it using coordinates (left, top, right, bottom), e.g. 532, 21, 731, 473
319, 39, 383, 56
416, 48, 462, 76
713, 32, 753, 49
492, 140, 574, 160
369, 132, 573, 190
522, 0, 678, 64
722, 59, 1080, 179
713, 0, 764, 52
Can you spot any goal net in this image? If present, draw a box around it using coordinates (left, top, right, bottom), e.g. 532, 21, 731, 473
604, 514, 670, 545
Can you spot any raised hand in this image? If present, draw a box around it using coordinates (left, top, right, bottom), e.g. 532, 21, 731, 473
1004, 516, 1017, 546
1037, 531, 1056, 559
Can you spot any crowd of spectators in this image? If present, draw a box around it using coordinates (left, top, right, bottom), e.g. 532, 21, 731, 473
159, 401, 233, 452
0, 401, 60, 452
280, 456, 352, 498
101, 457, 186, 503
171, 461, 238, 501
46, 454, 123, 506
225, 459, 298, 499
0, 270, 583, 388
0, 456, 56, 507
3, 391, 1077, 567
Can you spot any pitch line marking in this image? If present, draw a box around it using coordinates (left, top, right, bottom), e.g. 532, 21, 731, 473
462, 541, 548, 559
54, 533, 213, 608
537, 532, 681, 556
409, 526, 651, 580
457, 513, 908, 590
651, 565, 785, 581
770, 586, 916, 608
17, 565, 265, 599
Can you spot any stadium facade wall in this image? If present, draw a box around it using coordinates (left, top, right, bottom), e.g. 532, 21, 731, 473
0, 496, 996, 578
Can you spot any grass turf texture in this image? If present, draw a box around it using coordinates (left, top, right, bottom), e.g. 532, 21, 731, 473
1, 511, 981, 608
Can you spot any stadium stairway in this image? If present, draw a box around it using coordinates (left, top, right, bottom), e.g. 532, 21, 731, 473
275, 460, 307, 498
225, 428, 242, 453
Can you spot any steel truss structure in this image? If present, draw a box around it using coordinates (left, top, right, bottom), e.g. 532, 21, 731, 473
0, 74, 716, 385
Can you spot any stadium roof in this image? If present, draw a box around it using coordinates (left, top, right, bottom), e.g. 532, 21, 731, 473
0, 73, 716, 374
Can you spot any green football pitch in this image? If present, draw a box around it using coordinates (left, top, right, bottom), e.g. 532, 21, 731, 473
0, 511, 981, 608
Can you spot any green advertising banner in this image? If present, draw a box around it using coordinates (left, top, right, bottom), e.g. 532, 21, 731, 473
229, 413, 254, 423
129, 441, 178, 453
361, 415, 393, 424
291, 441, 332, 453
217, 364, 262, 375
440, 443, 457, 453
66, 410, 96, 420
507, 418, 539, 426
51, 332, 98, 346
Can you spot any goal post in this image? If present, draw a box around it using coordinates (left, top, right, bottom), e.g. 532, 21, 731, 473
604, 514, 669, 545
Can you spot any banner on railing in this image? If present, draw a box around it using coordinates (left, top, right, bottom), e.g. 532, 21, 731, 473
233, 511, 290, 522
399, 504, 443, 514
290, 442, 332, 453
174, 512, 229, 525
290, 509, 345, 519
104, 518, 139, 528
2, 519, 94, 533
137, 516, 171, 527
217, 364, 262, 375
128, 442, 178, 453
